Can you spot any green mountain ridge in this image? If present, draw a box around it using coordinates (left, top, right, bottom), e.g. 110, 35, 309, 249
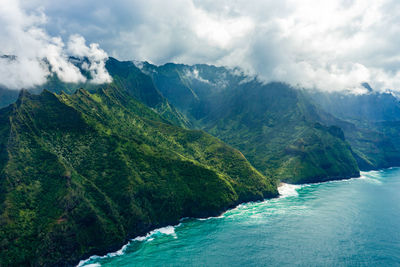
0, 58, 363, 184
0, 57, 190, 129
0, 86, 276, 266
141, 62, 360, 183
4, 57, 400, 266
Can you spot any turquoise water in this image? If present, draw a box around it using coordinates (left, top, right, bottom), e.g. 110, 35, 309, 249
80, 168, 400, 266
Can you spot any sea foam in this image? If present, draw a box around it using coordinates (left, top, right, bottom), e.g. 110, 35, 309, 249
278, 183, 301, 198
77, 224, 181, 266
132, 224, 179, 242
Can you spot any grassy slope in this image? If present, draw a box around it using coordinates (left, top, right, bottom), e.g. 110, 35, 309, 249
203, 82, 359, 184
0, 87, 276, 266
0, 58, 189, 130
142, 62, 360, 183
105, 58, 190, 128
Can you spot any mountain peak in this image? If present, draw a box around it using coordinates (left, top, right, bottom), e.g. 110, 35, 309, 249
16, 89, 32, 104
361, 82, 373, 92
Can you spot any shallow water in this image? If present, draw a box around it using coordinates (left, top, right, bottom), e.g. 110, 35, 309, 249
80, 168, 400, 266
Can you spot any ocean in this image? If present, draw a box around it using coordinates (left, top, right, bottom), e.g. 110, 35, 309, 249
79, 168, 400, 266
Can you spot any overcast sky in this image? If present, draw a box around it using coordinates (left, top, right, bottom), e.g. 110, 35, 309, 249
1, 0, 400, 92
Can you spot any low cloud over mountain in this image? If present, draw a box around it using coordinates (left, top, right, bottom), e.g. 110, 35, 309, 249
3, 0, 400, 93
0, 0, 111, 89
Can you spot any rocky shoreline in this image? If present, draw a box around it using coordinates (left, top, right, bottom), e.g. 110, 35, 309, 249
75, 172, 362, 267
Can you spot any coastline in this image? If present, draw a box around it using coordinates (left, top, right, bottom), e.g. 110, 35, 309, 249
80, 167, 400, 267
77, 171, 367, 267
75, 195, 271, 266
74, 191, 277, 266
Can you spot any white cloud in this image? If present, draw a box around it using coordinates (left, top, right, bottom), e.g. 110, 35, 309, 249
68, 35, 112, 84
6, 0, 400, 92
184, 68, 211, 84
45, 36, 85, 84
0, 0, 111, 89
193, 9, 254, 49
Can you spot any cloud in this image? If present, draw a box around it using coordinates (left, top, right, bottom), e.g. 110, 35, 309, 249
184, 68, 211, 84
0, 0, 111, 89
7, 0, 400, 92
68, 35, 112, 84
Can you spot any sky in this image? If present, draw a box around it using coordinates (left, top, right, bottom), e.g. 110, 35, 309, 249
1, 0, 400, 93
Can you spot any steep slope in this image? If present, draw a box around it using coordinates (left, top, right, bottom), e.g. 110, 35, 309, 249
0, 87, 277, 266
105, 58, 190, 128
0, 57, 189, 129
306, 89, 400, 170
203, 82, 359, 183
140, 62, 245, 123
141, 62, 360, 183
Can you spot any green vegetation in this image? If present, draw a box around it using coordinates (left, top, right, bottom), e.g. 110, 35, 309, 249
0, 85, 277, 266
143, 62, 360, 183
105, 58, 190, 128
0, 58, 190, 130
6, 58, 397, 266
307, 89, 400, 170
202, 83, 359, 184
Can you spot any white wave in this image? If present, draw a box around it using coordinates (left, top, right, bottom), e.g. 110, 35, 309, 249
278, 183, 302, 198
133, 235, 148, 242
197, 214, 224, 221
76, 242, 130, 267
107, 242, 129, 257
77, 224, 181, 266
77, 256, 102, 267
132, 224, 180, 242
156, 225, 177, 237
